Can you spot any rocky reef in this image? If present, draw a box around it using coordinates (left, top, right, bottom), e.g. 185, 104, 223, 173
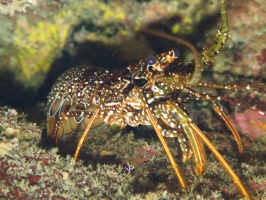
0, 0, 265, 199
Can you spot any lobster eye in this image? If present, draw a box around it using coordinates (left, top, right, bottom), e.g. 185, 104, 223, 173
173, 48, 180, 58
145, 56, 157, 66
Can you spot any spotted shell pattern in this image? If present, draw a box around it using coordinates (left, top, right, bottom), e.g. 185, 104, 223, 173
46, 50, 190, 157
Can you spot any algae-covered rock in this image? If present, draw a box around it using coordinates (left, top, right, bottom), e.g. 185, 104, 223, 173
1, 107, 266, 199
0, 0, 218, 90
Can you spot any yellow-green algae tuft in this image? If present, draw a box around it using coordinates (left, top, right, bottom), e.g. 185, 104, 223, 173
14, 12, 73, 87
